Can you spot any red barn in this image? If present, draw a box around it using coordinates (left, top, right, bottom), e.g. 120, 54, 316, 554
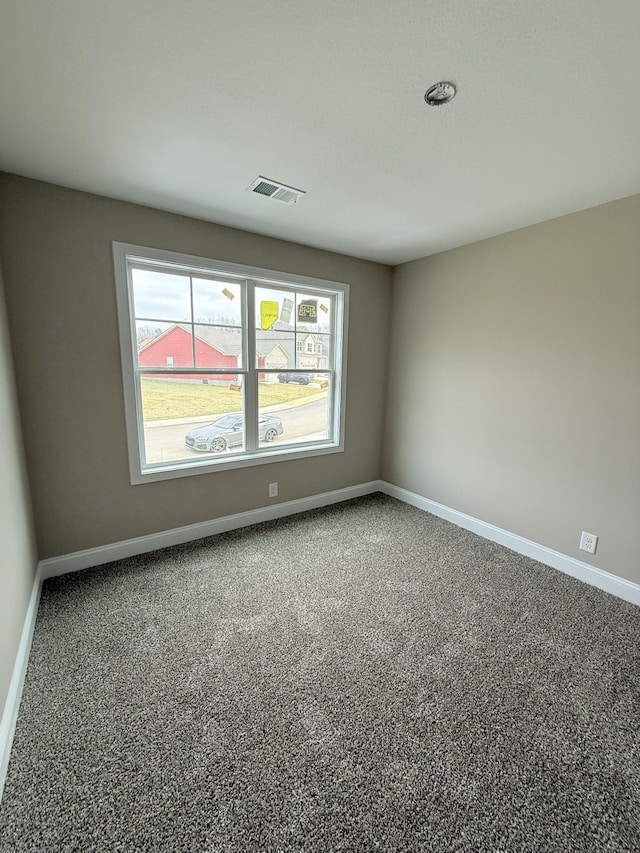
138, 325, 239, 383
138, 323, 305, 384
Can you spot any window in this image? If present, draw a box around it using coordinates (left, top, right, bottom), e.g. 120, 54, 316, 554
113, 243, 349, 483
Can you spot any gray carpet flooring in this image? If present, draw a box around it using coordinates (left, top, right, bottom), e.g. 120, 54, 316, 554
1, 494, 639, 852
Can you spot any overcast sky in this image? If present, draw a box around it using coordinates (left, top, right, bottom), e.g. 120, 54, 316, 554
132, 269, 242, 324
132, 269, 331, 329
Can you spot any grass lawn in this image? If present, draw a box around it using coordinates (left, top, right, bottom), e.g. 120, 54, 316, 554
141, 378, 322, 421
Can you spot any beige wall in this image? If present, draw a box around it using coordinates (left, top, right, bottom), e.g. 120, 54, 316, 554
1, 170, 638, 589
383, 195, 640, 584
0, 174, 392, 559
0, 259, 38, 719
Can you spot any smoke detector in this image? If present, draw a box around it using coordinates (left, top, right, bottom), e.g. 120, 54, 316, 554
424, 81, 456, 106
247, 176, 306, 205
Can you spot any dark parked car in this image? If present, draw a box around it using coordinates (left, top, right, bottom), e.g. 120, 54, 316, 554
277, 372, 313, 385
185, 413, 283, 453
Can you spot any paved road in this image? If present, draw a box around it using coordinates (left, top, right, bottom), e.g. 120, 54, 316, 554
144, 398, 328, 463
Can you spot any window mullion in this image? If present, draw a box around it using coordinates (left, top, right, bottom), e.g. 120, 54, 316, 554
244, 280, 258, 451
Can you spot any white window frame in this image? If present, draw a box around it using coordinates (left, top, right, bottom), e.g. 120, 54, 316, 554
113, 242, 349, 484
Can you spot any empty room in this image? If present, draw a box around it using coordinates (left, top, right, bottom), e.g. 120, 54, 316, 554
0, 2, 639, 851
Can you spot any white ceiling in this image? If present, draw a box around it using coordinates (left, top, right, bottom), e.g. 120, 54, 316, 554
1, 0, 639, 265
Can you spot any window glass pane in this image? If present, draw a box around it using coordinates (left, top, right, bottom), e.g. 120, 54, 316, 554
137, 321, 193, 368
295, 333, 330, 370
256, 330, 295, 371
192, 279, 241, 326
140, 378, 245, 465
258, 375, 330, 449
132, 268, 192, 322
255, 286, 315, 371
194, 324, 242, 372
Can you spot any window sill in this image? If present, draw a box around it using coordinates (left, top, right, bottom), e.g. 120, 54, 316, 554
131, 440, 344, 485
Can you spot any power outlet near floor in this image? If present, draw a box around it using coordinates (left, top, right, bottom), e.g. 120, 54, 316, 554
268, 482, 278, 498
579, 531, 598, 555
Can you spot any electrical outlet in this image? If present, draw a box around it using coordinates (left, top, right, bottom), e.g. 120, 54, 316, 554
268, 482, 278, 498
579, 531, 598, 554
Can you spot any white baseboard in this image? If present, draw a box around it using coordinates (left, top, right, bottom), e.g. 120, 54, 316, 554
378, 481, 640, 607
0, 564, 42, 802
39, 481, 381, 579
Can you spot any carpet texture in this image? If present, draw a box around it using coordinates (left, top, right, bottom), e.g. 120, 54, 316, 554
1, 494, 639, 852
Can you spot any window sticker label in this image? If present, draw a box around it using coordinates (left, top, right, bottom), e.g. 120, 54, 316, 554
297, 299, 317, 323
319, 302, 329, 314
260, 300, 279, 330
280, 297, 294, 325
222, 287, 235, 301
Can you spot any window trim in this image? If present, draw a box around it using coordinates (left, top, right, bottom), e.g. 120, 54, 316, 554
113, 242, 349, 485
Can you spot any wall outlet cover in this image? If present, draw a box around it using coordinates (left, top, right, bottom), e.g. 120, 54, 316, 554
579, 531, 598, 554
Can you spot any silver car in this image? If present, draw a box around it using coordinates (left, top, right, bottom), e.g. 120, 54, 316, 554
185, 413, 283, 453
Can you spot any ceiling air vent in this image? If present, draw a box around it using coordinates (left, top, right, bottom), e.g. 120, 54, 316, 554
247, 176, 306, 205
